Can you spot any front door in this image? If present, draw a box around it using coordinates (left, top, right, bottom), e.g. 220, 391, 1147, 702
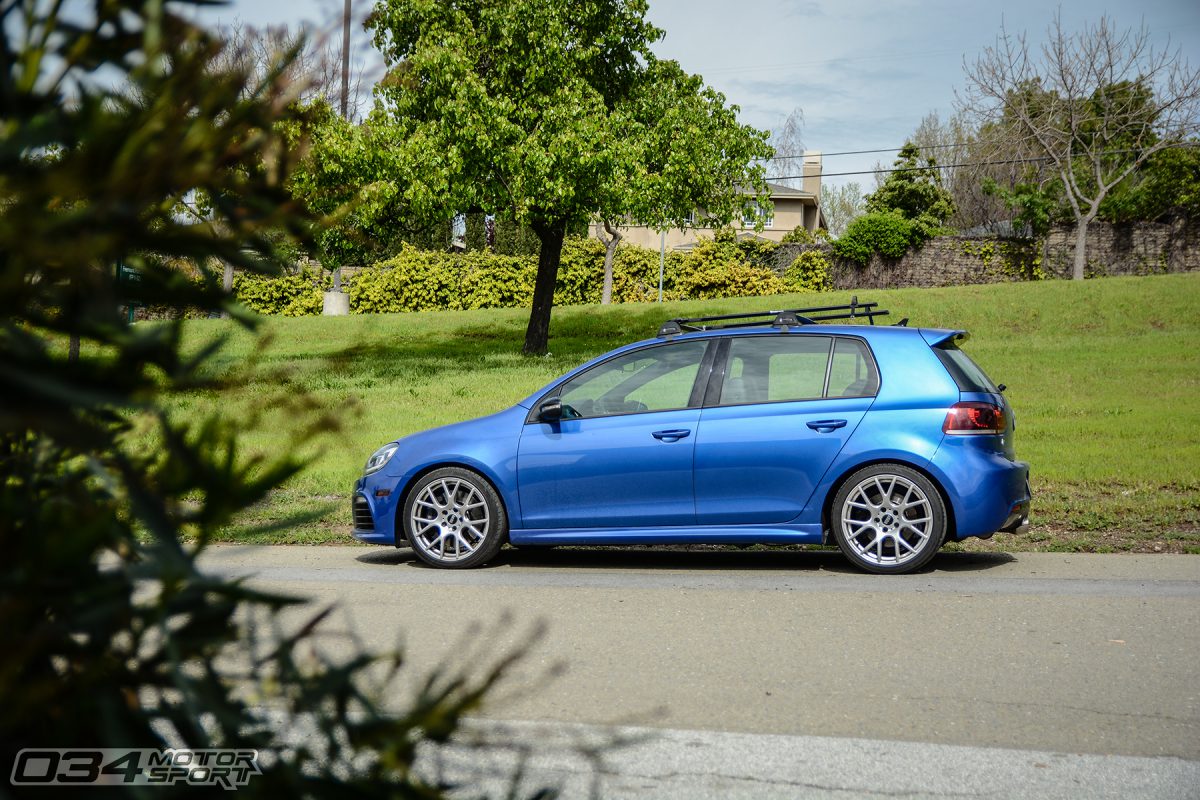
517, 339, 711, 530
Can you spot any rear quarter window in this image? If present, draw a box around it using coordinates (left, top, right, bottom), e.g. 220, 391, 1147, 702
934, 342, 999, 393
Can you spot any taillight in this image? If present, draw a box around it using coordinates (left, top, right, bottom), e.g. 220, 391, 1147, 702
943, 401, 1006, 434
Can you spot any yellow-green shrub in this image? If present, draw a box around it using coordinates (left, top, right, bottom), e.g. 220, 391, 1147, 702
233, 269, 329, 316
783, 250, 833, 293
554, 236, 607, 305
673, 236, 785, 299
245, 233, 808, 316
459, 251, 537, 309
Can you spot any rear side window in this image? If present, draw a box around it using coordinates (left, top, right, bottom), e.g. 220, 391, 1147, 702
721, 336, 831, 404
827, 338, 880, 397
716, 335, 879, 405
934, 342, 999, 393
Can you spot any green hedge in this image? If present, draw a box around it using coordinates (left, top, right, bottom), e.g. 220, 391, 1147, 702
673, 236, 783, 299
234, 234, 814, 316
233, 269, 329, 316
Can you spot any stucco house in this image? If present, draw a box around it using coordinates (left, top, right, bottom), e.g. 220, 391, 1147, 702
590, 151, 824, 250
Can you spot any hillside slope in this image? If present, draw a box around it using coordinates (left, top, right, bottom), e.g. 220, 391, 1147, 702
182, 274, 1200, 551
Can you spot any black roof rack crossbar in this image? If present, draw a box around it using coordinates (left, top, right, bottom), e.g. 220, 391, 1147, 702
658, 297, 889, 337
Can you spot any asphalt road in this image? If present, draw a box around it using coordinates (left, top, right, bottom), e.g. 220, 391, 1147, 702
203, 545, 1200, 798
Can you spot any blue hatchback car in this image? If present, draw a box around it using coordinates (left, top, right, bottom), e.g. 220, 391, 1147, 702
353, 301, 1030, 574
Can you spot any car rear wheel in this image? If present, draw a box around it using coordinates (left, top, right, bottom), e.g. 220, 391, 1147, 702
403, 467, 507, 568
831, 464, 946, 574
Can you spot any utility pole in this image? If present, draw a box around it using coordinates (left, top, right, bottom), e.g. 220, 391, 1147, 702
332, 0, 351, 295
340, 0, 351, 119
658, 230, 665, 303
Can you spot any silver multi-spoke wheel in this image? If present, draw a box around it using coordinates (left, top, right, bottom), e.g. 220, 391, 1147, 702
832, 465, 946, 573
404, 467, 507, 568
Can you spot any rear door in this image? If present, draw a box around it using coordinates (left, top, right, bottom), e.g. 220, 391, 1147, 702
693, 335, 877, 525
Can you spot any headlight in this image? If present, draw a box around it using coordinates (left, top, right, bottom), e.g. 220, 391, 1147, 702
363, 442, 399, 475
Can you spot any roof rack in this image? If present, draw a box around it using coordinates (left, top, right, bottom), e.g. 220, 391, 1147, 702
657, 296, 889, 337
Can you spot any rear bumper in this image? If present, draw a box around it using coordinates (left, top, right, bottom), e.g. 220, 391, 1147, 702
929, 438, 1030, 540
999, 492, 1031, 535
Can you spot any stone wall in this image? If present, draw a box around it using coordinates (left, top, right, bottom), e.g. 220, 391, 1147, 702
773, 219, 1200, 289
1041, 218, 1200, 278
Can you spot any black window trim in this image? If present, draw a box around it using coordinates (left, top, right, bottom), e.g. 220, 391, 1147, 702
523, 338, 717, 424
701, 332, 881, 409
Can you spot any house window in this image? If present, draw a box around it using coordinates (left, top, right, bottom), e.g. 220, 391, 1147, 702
742, 202, 773, 229
683, 209, 696, 226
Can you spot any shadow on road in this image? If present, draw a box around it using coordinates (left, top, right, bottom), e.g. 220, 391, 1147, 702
354, 545, 1016, 573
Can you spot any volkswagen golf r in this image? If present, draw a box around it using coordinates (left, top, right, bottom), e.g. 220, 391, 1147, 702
353, 301, 1030, 574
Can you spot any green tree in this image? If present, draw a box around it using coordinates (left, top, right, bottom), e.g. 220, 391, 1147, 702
962, 13, 1200, 278
865, 141, 956, 228
0, 1, 535, 793
1099, 139, 1200, 222
595, 58, 771, 304
283, 100, 456, 270
367, 0, 769, 353
982, 178, 1062, 237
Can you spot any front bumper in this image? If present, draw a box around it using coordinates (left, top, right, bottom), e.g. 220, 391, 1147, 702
351, 475, 402, 545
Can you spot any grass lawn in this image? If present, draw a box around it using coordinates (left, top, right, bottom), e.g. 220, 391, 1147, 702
175, 273, 1200, 552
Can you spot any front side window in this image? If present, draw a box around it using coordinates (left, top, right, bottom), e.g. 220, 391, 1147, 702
556, 340, 708, 419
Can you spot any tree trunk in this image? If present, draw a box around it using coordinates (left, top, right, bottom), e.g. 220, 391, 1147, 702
221, 260, 234, 319
1072, 215, 1090, 280
598, 219, 622, 305
68, 333, 79, 364
523, 219, 567, 355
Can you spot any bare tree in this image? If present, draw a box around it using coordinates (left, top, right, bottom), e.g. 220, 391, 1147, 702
961, 13, 1200, 278
909, 112, 979, 230
768, 108, 806, 189
215, 20, 371, 121
820, 181, 865, 237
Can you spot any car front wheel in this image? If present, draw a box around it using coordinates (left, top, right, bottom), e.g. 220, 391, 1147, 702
403, 467, 507, 568
831, 464, 946, 574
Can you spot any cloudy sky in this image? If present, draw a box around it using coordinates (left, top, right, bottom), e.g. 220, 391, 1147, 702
193, 0, 1200, 190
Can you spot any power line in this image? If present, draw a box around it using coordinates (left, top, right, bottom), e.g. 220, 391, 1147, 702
767, 143, 1199, 181
772, 139, 1200, 162
768, 157, 1045, 181
770, 142, 972, 160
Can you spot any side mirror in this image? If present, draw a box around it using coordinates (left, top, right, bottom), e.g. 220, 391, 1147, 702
539, 397, 564, 422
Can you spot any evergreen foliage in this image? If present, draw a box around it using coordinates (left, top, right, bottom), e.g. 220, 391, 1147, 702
0, 3, 538, 794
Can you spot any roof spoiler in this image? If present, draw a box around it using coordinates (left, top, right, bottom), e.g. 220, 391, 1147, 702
920, 329, 970, 347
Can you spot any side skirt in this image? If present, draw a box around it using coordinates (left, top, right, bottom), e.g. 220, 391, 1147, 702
508, 524, 825, 546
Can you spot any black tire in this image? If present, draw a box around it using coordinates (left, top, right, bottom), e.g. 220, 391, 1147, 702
401, 467, 507, 569
830, 463, 947, 574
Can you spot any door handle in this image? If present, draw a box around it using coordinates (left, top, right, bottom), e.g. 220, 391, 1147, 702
806, 419, 848, 432
652, 429, 691, 442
